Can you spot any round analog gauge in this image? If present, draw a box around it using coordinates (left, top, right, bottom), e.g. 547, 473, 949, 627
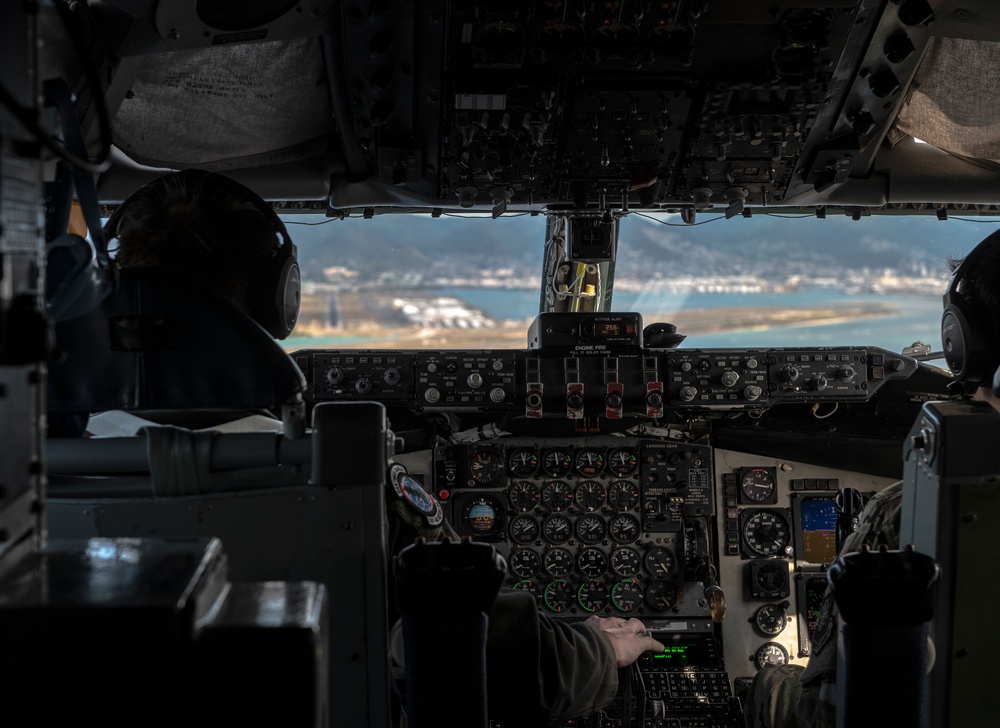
575, 448, 605, 476
644, 545, 676, 578
542, 449, 573, 477
543, 579, 575, 613
645, 580, 678, 611
508, 481, 539, 512
576, 514, 607, 544
577, 547, 608, 578
611, 579, 643, 612
512, 580, 539, 600
754, 642, 790, 670
742, 510, 792, 557
740, 468, 777, 503
608, 480, 640, 511
611, 547, 642, 577
542, 514, 573, 544
575, 481, 606, 511
609, 514, 640, 544
510, 548, 541, 579
753, 604, 788, 636
578, 580, 610, 612
469, 450, 504, 485
754, 561, 788, 596
608, 448, 638, 476
508, 448, 539, 476
509, 515, 540, 544
543, 547, 574, 577
541, 481, 573, 511
460, 495, 504, 539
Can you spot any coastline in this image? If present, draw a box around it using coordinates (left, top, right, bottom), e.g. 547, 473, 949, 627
286, 290, 901, 351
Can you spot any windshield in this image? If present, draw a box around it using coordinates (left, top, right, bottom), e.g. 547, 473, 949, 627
282, 212, 994, 357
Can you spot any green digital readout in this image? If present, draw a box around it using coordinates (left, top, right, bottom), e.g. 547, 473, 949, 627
653, 644, 692, 660
649, 637, 715, 667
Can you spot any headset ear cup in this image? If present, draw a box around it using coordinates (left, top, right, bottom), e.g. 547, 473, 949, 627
942, 297, 991, 384
275, 256, 301, 338
250, 242, 300, 339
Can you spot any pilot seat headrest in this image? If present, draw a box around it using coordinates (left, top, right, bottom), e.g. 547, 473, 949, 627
47, 267, 306, 415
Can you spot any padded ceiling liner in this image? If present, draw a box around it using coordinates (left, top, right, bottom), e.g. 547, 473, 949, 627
112, 38, 333, 171
895, 36, 1000, 163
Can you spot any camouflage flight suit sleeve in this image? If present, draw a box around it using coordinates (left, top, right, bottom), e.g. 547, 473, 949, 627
485, 589, 619, 727
743, 481, 905, 728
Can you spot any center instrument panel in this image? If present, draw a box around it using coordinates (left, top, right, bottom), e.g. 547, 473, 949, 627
293, 344, 916, 417
292, 325, 917, 728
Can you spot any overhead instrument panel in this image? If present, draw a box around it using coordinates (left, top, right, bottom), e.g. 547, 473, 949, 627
331, 1, 936, 212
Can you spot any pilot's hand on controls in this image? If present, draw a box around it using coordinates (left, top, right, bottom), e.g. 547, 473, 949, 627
584, 615, 665, 668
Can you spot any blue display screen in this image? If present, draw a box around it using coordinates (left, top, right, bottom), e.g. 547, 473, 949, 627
799, 497, 837, 564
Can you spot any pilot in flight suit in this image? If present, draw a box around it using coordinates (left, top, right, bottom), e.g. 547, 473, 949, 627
744, 231, 1000, 728
102, 169, 664, 726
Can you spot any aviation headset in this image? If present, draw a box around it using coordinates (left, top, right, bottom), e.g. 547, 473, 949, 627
103, 170, 301, 339
941, 231, 1000, 392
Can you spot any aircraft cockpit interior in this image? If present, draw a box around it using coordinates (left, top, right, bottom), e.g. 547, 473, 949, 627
4, 1, 1000, 726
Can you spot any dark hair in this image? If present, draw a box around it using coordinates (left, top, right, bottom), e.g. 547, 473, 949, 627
111, 170, 280, 311
949, 230, 1000, 372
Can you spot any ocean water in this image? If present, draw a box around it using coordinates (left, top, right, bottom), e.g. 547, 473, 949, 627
441, 286, 946, 357
284, 286, 947, 358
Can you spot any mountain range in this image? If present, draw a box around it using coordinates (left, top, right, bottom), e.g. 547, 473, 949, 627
281, 210, 995, 285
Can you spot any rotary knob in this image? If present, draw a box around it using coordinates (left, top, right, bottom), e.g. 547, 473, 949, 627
326, 367, 344, 385
679, 386, 698, 402
779, 365, 800, 383
720, 371, 740, 387
424, 387, 441, 404
836, 366, 856, 382
355, 377, 373, 395
810, 375, 828, 392
744, 385, 763, 401
468, 372, 483, 388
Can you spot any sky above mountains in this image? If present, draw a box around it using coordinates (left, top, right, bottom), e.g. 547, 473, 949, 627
282, 210, 996, 284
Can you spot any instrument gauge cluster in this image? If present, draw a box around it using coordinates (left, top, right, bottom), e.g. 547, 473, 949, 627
443, 436, 714, 619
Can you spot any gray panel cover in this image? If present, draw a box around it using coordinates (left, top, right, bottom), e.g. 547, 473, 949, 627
113, 39, 333, 170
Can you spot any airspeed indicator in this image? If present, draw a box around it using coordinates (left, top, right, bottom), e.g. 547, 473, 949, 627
741, 509, 792, 558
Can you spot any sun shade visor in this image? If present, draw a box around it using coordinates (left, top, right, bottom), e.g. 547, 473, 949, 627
112, 38, 333, 171
895, 36, 1000, 163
